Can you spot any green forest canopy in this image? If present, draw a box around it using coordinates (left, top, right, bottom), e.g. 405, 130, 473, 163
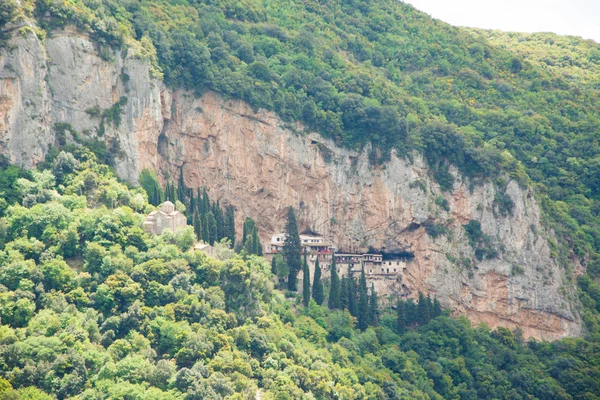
0, 149, 597, 399
2, 1, 600, 395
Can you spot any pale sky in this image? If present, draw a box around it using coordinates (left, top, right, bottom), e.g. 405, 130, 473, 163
404, 0, 600, 43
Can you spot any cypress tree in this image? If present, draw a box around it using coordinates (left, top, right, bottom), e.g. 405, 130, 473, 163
168, 181, 176, 203
204, 189, 210, 212
225, 205, 236, 247
328, 254, 340, 309
139, 169, 163, 206
201, 188, 210, 216
154, 183, 164, 206
433, 296, 442, 318
253, 227, 262, 255
347, 276, 357, 316
189, 190, 195, 215
368, 283, 379, 326
205, 211, 217, 245
152, 181, 163, 205
242, 221, 262, 256
283, 207, 302, 291
150, 183, 156, 205
196, 188, 202, 213
193, 211, 203, 241
177, 170, 186, 205
396, 300, 407, 334
214, 200, 225, 241
426, 294, 434, 317
357, 266, 369, 331
302, 253, 310, 307
417, 292, 431, 325
151, 182, 157, 205
242, 217, 255, 246
201, 213, 209, 242
312, 258, 324, 305
340, 278, 348, 310
406, 298, 417, 326
243, 228, 254, 254
271, 256, 277, 275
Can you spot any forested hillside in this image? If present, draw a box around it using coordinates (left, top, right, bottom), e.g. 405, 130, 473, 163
0, 149, 597, 399
6, 0, 598, 278
1, 0, 600, 398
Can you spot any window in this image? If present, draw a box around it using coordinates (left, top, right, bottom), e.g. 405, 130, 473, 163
387, 268, 389, 273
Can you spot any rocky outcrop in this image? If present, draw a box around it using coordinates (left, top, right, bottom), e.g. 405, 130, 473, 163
0, 25, 581, 340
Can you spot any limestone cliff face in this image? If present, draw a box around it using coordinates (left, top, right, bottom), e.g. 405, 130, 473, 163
0, 25, 581, 340
0, 25, 161, 181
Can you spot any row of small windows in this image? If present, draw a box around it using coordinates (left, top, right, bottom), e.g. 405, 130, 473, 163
323, 266, 398, 274
275, 238, 323, 243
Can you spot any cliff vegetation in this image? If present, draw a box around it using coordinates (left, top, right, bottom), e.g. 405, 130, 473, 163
0, 150, 596, 399
4, 0, 597, 283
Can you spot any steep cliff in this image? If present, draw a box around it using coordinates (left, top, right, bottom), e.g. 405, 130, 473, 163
0, 25, 581, 339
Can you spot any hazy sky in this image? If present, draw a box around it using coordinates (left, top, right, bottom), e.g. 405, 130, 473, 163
404, 0, 600, 43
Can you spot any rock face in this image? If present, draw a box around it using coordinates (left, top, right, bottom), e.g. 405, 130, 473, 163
0, 26, 581, 340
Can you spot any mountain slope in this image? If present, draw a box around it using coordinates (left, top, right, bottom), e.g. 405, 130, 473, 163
1, 0, 600, 338
0, 152, 596, 399
0, 21, 582, 339
7, 0, 600, 270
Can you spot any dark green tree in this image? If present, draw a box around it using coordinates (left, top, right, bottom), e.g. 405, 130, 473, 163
213, 200, 225, 241
271, 254, 289, 288
417, 292, 431, 325
433, 296, 442, 318
177, 170, 186, 206
302, 253, 310, 307
254, 228, 263, 256
357, 266, 369, 331
139, 169, 163, 206
200, 188, 210, 216
189, 190, 196, 217
196, 188, 203, 213
426, 294, 434, 317
396, 300, 407, 334
328, 254, 340, 309
242, 217, 256, 246
368, 283, 379, 326
164, 182, 171, 201
282, 207, 302, 291
0, 1, 18, 30
205, 211, 217, 245
406, 298, 418, 327
167, 181, 176, 203
347, 276, 357, 317
340, 277, 349, 311
225, 205, 236, 246
271, 256, 277, 275
242, 218, 262, 255
193, 211, 203, 241
312, 257, 324, 305
153, 181, 163, 205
